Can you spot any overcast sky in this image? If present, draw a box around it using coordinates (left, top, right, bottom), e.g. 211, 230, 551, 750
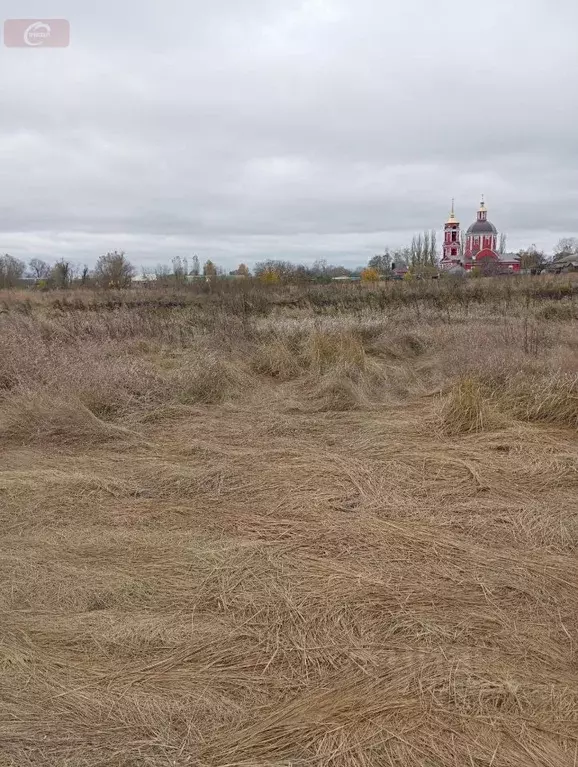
1, 0, 577, 270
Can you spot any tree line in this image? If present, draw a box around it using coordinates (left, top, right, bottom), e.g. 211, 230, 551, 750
0, 251, 135, 290
1, 236, 575, 290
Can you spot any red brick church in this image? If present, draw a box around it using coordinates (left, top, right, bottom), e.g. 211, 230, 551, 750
440, 198, 520, 273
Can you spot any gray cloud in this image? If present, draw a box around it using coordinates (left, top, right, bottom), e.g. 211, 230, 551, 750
1, 0, 577, 269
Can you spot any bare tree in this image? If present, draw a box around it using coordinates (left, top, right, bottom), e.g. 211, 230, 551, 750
391, 247, 411, 269
51, 260, 74, 289
410, 235, 424, 268
429, 230, 437, 266
311, 259, 328, 279
29, 258, 51, 280
554, 237, 578, 258
368, 249, 392, 273
519, 244, 547, 273
416, 233, 424, 264
154, 264, 171, 282
409, 231, 437, 272
94, 251, 135, 289
190, 254, 200, 277
253, 260, 297, 283
0, 254, 26, 288
172, 256, 188, 285
477, 254, 501, 277
498, 234, 507, 256
423, 231, 431, 265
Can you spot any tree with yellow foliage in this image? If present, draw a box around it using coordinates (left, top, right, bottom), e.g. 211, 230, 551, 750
360, 267, 380, 283
259, 268, 281, 284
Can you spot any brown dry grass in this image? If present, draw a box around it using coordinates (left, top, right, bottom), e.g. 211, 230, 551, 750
1, 278, 577, 766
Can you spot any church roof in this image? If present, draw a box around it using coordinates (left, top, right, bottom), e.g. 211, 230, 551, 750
467, 220, 497, 235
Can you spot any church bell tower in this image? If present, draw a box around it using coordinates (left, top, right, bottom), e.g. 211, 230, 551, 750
442, 199, 461, 264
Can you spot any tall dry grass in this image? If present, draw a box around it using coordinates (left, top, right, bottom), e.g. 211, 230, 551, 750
0, 278, 577, 766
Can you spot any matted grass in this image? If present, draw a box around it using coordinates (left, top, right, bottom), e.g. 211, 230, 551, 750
0, 281, 577, 766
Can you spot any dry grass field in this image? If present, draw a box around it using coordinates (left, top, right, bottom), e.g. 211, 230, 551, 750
1, 278, 577, 766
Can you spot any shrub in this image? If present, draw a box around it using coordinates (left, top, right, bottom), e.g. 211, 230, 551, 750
309, 364, 371, 411
302, 330, 366, 374
537, 302, 576, 321
503, 373, 578, 429
440, 377, 503, 435
94, 251, 135, 289
51, 260, 73, 289
173, 355, 241, 404
250, 339, 302, 380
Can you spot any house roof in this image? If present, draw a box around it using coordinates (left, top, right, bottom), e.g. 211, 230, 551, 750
552, 253, 578, 267
497, 252, 520, 263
